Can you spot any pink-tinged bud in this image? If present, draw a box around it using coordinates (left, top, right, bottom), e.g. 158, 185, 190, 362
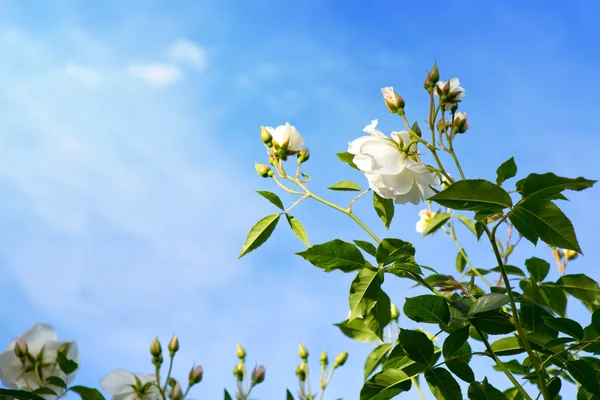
424, 62, 440, 92
260, 126, 273, 146
189, 365, 203, 385
169, 381, 182, 400
381, 87, 405, 114
436, 118, 449, 134
251, 365, 265, 385
13, 339, 28, 359
333, 351, 348, 368
298, 343, 309, 359
168, 335, 179, 356
452, 112, 469, 134
298, 148, 310, 164
150, 337, 162, 357
167, 378, 177, 388
255, 163, 273, 178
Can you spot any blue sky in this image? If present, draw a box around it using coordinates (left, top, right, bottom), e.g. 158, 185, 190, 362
0, 0, 598, 399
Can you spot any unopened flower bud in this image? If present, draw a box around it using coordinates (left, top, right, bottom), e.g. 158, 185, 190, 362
167, 378, 177, 388
390, 303, 399, 321
320, 350, 328, 367
298, 343, 309, 360
168, 335, 179, 356
410, 121, 422, 138
563, 249, 578, 261
233, 362, 244, 381
296, 362, 307, 381
251, 365, 265, 385
452, 112, 469, 134
189, 365, 203, 385
255, 163, 273, 178
150, 337, 162, 358
13, 339, 28, 359
436, 118, 449, 134
260, 126, 273, 146
236, 343, 246, 359
298, 148, 310, 164
169, 381, 182, 400
333, 351, 348, 368
424, 62, 440, 92
381, 87, 405, 115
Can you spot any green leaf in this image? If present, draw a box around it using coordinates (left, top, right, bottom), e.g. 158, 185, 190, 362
375, 238, 415, 266
475, 221, 486, 240
520, 172, 596, 201
297, 239, 365, 272
469, 311, 515, 335
238, 214, 281, 258
285, 389, 294, 400
446, 360, 475, 383
548, 377, 562, 400
490, 337, 524, 356
45, 376, 67, 389
556, 274, 600, 310
422, 213, 452, 236
398, 329, 434, 366
368, 289, 392, 335
285, 215, 310, 246
355, 240, 377, 257
490, 265, 525, 277
360, 368, 412, 400
0, 390, 47, 400
69, 387, 106, 400
568, 359, 600, 395
543, 317, 584, 340
593, 309, 600, 334
364, 344, 393, 379
403, 295, 450, 325
469, 293, 510, 315
373, 193, 395, 229
539, 284, 567, 317
255, 190, 284, 210
425, 368, 463, 400
335, 318, 380, 342
31, 389, 57, 396
457, 214, 477, 235
577, 387, 600, 400
525, 257, 550, 282
496, 157, 518, 185
509, 199, 582, 253
336, 151, 359, 170
328, 180, 362, 191
468, 378, 508, 400
443, 326, 470, 358
57, 351, 78, 375
430, 179, 513, 212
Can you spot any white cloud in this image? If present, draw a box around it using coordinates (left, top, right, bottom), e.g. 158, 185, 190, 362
65, 64, 103, 86
167, 39, 207, 70
128, 63, 182, 87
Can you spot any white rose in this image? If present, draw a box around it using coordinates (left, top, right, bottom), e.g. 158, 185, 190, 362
348, 120, 438, 205
100, 369, 161, 400
265, 122, 304, 153
416, 209, 437, 234
435, 78, 465, 110
0, 324, 79, 393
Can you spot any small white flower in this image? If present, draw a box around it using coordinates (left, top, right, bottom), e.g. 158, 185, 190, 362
452, 111, 469, 133
100, 369, 161, 400
435, 78, 465, 110
348, 120, 438, 205
416, 209, 437, 234
264, 122, 304, 153
0, 324, 79, 393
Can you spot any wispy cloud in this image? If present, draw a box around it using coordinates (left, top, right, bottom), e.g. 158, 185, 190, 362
127, 63, 182, 87
167, 39, 207, 70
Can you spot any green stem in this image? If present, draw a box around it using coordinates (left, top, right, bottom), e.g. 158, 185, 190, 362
444, 222, 492, 286
475, 326, 532, 400
291, 178, 381, 243
485, 224, 548, 400
411, 377, 425, 400
448, 141, 466, 180
154, 363, 167, 400
284, 194, 309, 214
162, 356, 175, 394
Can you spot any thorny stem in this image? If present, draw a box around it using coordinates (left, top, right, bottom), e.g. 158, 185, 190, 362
486, 224, 549, 400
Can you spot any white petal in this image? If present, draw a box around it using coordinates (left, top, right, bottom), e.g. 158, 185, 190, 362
359, 139, 404, 175
347, 136, 372, 155
416, 219, 426, 233
449, 78, 460, 91
381, 171, 414, 195
353, 154, 375, 172
21, 324, 57, 355
0, 350, 21, 388
363, 120, 386, 138
100, 370, 135, 394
